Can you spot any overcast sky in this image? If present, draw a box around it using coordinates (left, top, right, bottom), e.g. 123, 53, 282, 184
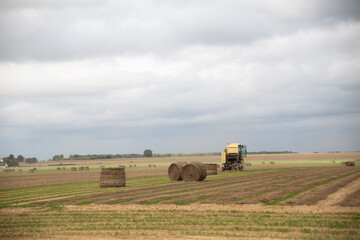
1, 0, 360, 160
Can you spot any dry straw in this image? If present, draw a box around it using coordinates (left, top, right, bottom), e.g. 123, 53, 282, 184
345, 161, 355, 167
100, 167, 126, 188
168, 162, 187, 181
204, 164, 217, 175
182, 162, 207, 182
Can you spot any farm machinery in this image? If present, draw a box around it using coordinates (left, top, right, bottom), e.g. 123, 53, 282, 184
222, 143, 247, 171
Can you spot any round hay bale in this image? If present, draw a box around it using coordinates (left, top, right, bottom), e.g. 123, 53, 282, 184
57, 167, 61, 170
345, 161, 355, 167
79, 167, 84, 171
182, 162, 207, 182
28, 169, 34, 173
71, 167, 77, 172
84, 166, 89, 171
204, 164, 217, 175
62, 167, 66, 170
153, 164, 156, 168
270, 162, 275, 165
262, 162, 265, 164
100, 167, 126, 188
33, 168, 37, 170
148, 164, 152, 168
133, 164, 136, 167
129, 164, 132, 168
168, 162, 187, 181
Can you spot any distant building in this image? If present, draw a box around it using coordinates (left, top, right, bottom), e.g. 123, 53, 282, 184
0, 160, 8, 168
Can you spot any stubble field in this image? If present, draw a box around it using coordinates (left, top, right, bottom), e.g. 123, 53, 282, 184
0, 153, 359, 239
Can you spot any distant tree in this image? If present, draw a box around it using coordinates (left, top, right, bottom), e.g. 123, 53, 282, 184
25, 158, 38, 164
4, 154, 19, 167
52, 154, 65, 161
17, 155, 25, 162
144, 149, 153, 158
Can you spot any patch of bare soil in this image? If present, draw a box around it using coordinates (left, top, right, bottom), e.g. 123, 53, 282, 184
0, 167, 167, 190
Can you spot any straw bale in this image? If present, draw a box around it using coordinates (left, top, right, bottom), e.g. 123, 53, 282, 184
148, 164, 152, 168
345, 161, 355, 167
84, 166, 89, 171
57, 167, 61, 170
100, 167, 126, 188
62, 167, 66, 170
204, 164, 217, 175
270, 162, 275, 165
153, 164, 156, 168
168, 162, 187, 181
133, 164, 136, 167
262, 162, 265, 164
79, 167, 84, 171
182, 162, 207, 182
28, 169, 34, 173
71, 167, 77, 171
129, 164, 132, 168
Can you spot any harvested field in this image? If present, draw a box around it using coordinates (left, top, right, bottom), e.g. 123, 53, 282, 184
1, 153, 359, 240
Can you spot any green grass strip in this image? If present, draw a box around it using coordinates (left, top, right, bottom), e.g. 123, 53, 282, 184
265, 169, 360, 205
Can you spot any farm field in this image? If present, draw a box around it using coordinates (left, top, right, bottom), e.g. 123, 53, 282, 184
0, 153, 359, 239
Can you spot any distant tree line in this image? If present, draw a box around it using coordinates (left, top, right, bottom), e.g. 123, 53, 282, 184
248, 151, 296, 154
2, 154, 38, 167
50, 151, 222, 161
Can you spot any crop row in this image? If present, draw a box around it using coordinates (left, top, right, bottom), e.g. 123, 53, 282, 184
0, 206, 359, 239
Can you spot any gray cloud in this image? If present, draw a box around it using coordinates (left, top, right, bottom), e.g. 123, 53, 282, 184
0, 0, 360, 160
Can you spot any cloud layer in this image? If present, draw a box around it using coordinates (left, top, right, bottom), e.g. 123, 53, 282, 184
1, 0, 360, 159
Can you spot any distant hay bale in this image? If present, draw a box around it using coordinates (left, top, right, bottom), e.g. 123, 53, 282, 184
129, 164, 132, 168
18, 169, 22, 172
148, 164, 152, 168
133, 164, 136, 167
332, 161, 336, 164
28, 169, 34, 173
345, 161, 355, 167
270, 162, 275, 165
57, 167, 61, 170
204, 164, 217, 175
262, 162, 265, 164
181, 162, 207, 182
79, 167, 84, 171
153, 164, 156, 168
33, 168, 37, 171
71, 167, 77, 172
100, 167, 126, 188
245, 163, 252, 167
62, 167, 66, 170
168, 162, 187, 181
84, 166, 89, 171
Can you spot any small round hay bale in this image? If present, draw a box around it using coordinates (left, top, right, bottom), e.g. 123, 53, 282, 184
33, 168, 37, 170
62, 167, 66, 170
100, 167, 126, 188
345, 161, 355, 167
270, 162, 275, 165
18, 169, 22, 172
148, 164, 152, 168
153, 164, 156, 168
182, 162, 207, 182
204, 164, 217, 175
129, 164, 132, 168
133, 164, 136, 167
262, 162, 265, 164
84, 166, 89, 171
168, 162, 187, 181
71, 167, 77, 171
57, 167, 61, 170
79, 167, 84, 171
28, 169, 34, 173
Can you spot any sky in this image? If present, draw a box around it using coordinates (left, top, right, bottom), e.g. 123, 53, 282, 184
1, 0, 360, 160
